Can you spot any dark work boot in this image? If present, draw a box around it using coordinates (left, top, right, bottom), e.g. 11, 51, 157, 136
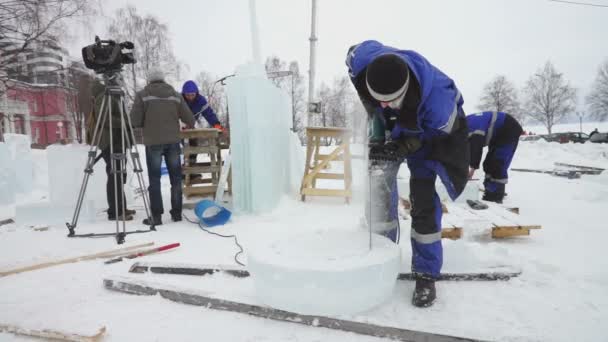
482, 191, 504, 204
108, 213, 134, 221
170, 209, 182, 222
142, 215, 162, 226
412, 277, 437, 308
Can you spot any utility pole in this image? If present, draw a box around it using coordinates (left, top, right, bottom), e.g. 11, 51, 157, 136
307, 0, 318, 127
577, 111, 584, 133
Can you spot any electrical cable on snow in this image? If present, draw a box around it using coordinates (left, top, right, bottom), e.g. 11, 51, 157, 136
183, 214, 245, 266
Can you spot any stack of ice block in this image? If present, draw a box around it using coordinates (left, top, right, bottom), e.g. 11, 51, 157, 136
226, 63, 292, 214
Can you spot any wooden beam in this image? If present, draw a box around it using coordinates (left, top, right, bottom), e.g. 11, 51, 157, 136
303, 144, 346, 187
492, 227, 530, 238
179, 128, 219, 139
183, 146, 219, 155
441, 228, 462, 240
183, 166, 222, 174
0, 324, 106, 342
313, 173, 345, 180
301, 188, 351, 198
0, 243, 154, 277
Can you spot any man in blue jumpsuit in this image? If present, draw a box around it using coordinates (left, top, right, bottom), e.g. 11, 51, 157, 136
346, 40, 469, 307
181, 80, 224, 168
467, 112, 522, 203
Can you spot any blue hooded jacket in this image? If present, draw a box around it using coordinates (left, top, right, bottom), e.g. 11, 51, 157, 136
181, 80, 220, 127
346, 40, 464, 141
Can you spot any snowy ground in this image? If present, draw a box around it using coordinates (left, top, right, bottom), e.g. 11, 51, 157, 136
1, 123, 608, 342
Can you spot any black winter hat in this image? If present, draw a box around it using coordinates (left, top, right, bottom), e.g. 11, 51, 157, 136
366, 54, 410, 102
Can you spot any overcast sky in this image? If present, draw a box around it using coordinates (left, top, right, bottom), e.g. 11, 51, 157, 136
69, 0, 608, 114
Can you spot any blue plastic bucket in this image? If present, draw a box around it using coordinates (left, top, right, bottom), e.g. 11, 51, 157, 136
194, 200, 231, 227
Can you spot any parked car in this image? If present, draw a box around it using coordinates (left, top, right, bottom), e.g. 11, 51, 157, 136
520, 135, 543, 142
589, 132, 608, 143
542, 132, 589, 144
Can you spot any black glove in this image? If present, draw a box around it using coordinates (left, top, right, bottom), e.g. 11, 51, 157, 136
369, 137, 422, 162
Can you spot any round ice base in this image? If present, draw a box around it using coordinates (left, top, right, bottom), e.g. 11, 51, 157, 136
247, 230, 401, 316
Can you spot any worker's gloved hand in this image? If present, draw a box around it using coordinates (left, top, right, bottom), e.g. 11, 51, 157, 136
213, 123, 225, 133
369, 137, 421, 162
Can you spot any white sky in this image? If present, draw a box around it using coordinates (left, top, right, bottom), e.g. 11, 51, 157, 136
69, 0, 608, 114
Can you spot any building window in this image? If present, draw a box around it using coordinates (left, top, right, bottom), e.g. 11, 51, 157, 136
56, 122, 64, 140
34, 127, 40, 144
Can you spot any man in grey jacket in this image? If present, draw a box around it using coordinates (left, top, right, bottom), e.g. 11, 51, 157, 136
130, 68, 195, 225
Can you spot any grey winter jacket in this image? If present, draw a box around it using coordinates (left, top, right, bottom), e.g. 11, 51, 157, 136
130, 81, 195, 145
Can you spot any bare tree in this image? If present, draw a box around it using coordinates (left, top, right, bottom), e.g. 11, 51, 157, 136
315, 76, 360, 145
477, 75, 521, 119
107, 6, 184, 100
66, 65, 94, 143
0, 0, 97, 94
522, 61, 577, 134
194, 70, 228, 127
586, 59, 608, 121
264, 56, 306, 142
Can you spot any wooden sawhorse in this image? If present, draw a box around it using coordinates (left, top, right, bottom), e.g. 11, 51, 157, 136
300, 127, 352, 203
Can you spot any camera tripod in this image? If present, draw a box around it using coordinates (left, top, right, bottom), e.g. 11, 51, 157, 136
66, 71, 155, 244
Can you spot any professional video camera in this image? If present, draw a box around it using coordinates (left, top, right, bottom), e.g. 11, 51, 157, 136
81, 36, 136, 74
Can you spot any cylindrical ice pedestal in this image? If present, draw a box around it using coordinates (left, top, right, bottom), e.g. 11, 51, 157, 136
247, 230, 401, 316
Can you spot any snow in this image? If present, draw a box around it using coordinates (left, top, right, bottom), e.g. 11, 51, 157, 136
1, 122, 608, 341
248, 230, 401, 316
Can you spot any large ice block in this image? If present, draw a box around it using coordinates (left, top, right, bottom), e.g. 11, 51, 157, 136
4, 133, 33, 194
0, 142, 16, 205
47, 144, 107, 210
225, 63, 292, 213
15, 201, 95, 227
247, 230, 401, 316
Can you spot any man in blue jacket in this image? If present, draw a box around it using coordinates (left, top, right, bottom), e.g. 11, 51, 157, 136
467, 112, 522, 203
346, 40, 469, 307
181, 80, 225, 167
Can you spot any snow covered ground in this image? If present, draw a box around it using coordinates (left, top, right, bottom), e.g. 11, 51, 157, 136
1, 123, 608, 342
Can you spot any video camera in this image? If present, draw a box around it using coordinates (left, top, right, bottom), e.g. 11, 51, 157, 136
81, 36, 136, 74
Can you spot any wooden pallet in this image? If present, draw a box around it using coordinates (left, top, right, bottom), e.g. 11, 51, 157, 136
179, 128, 230, 200
399, 198, 541, 239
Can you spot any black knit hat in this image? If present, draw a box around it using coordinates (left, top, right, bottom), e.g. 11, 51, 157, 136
366, 54, 409, 102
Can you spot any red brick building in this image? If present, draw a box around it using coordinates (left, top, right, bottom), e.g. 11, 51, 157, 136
2, 81, 80, 145
1, 37, 90, 146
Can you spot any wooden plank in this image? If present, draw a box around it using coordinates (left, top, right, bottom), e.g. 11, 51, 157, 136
183, 146, 219, 155
183, 186, 218, 194
306, 126, 352, 138
179, 128, 219, 139
442, 228, 462, 240
317, 153, 344, 161
301, 188, 351, 197
0, 324, 106, 342
313, 173, 345, 180
0, 243, 154, 277
189, 178, 214, 185
492, 227, 531, 238
303, 144, 346, 187
183, 166, 222, 174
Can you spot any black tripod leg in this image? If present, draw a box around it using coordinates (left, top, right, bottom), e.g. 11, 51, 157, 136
67, 95, 109, 236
